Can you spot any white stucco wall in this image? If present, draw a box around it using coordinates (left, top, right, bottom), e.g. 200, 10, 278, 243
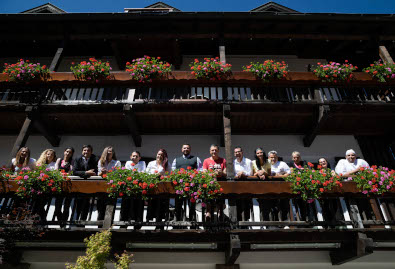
0, 135, 362, 168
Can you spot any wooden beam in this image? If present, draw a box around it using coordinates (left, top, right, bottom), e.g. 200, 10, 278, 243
49, 43, 64, 72
225, 234, 241, 265
28, 108, 60, 147
379, 46, 394, 64
110, 41, 122, 70
223, 104, 234, 178
330, 232, 374, 265
7, 107, 34, 167
173, 40, 182, 70
123, 104, 142, 147
303, 89, 330, 147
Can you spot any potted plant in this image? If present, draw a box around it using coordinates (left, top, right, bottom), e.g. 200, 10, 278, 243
125, 56, 172, 83
70, 58, 112, 82
353, 165, 395, 195
190, 57, 232, 80
2, 59, 50, 82
243, 60, 288, 82
313, 60, 357, 83
363, 60, 395, 83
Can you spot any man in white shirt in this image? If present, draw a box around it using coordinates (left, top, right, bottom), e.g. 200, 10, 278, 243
335, 149, 369, 177
125, 151, 146, 172
233, 146, 253, 179
268, 151, 291, 179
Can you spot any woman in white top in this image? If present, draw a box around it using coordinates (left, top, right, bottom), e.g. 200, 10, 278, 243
36, 149, 57, 170
125, 151, 146, 172
11, 147, 36, 172
98, 146, 121, 176
146, 149, 171, 175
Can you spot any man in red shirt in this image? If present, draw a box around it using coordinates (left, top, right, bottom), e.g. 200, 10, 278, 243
203, 144, 227, 177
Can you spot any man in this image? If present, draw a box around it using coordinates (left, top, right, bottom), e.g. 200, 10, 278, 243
73, 145, 98, 178
268, 150, 291, 179
172, 144, 202, 170
335, 149, 369, 177
288, 151, 306, 170
233, 146, 253, 179
203, 144, 226, 177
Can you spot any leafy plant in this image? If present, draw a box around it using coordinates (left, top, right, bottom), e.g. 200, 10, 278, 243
313, 60, 357, 82
285, 162, 343, 202
169, 168, 223, 204
190, 57, 232, 80
13, 165, 70, 198
363, 60, 395, 82
125, 56, 172, 83
105, 167, 159, 199
66, 229, 133, 269
2, 59, 50, 82
70, 58, 112, 82
353, 165, 395, 195
243, 60, 288, 82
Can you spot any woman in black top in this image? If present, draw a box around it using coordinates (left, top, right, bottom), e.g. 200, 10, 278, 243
55, 147, 75, 173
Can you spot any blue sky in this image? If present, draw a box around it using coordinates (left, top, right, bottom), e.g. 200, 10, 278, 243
0, 0, 394, 14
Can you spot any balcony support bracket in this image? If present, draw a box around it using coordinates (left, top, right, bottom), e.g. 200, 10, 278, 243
225, 234, 241, 265
27, 106, 61, 147
123, 104, 142, 147
330, 232, 374, 265
223, 104, 234, 179
303, 103, 330, 147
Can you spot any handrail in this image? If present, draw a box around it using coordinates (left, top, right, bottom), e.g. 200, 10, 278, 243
0, 71, 390, 86
2, 178, 395, 196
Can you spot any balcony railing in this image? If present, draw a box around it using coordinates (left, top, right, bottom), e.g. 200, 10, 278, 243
1, 179, 395, 231
1, 72, 395, 104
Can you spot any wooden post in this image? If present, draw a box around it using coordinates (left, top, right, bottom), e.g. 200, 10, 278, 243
8, 110, 33, 167
225, 234, 241, 265
111, 41, 122, 70
219, 45, 226, 64
379, 46, 394, 64
223, 104, 233, 179
28, 107, 60, 147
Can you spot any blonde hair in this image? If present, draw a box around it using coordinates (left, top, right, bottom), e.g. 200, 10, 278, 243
37, 149, 56, 166
292, 151, 301, 157
14, 147, 31, 167
99, 146, 117, 167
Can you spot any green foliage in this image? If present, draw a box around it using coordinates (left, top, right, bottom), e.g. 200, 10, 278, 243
190, 57, 232, 80
13, 165, 69, 198
105, 167, 160, 199
285, 163, 343, 202
243, 60, 288, 82
2, 59, 50, 82
363, 60, 395, 82
70, 58, 112, 82
313, 61, 357, 82
66, 229, 133, 269
125, 56, 172, 83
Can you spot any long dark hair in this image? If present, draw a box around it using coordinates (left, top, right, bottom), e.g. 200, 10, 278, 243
254, 147, 267, 170
64, 147, 75, 163
158, 148, 168, 170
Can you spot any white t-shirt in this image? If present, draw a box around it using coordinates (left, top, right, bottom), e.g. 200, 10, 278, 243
233, 157, 253, 176
335, 159, 369, 175
125, 160, 146, 172
12, 158, 36, 172
271, 161, 291, 176
98, 159, 121, 172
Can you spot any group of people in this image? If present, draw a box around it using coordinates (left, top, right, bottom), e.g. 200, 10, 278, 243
11, 144, 369, 179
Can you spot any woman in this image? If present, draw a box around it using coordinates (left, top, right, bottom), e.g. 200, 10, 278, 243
146, 149, 170, 175
125, 151, 146, 172
36, 149, 57, 170
252, 148, 271, 180
288, 151, 306, 170
55, 147, 74, 173
11, 147, 36, 172
98, 146, 121, 176
318, 157, 331, 169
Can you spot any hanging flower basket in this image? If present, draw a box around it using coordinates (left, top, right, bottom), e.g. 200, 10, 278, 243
313, 60, 357, 83
125, 56, 172, 83
190, 57, 232, 80
243, 60, 288, 82
2, 59, 50, 82
352, 165, 395, 195
70, 58, 112, 82
363, 60, 395, 83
